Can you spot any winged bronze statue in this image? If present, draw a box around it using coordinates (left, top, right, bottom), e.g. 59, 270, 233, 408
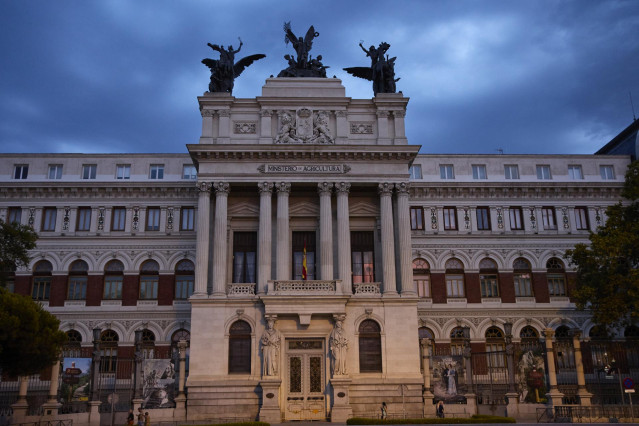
278, 23, 327, 78
202, 39, 265, 94
344, 41, 399, 95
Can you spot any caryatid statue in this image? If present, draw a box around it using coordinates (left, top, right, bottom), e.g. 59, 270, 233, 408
201, 38, 265, 94
261, 317, 281, 377
330, 315, 348, 376
343, 41, 400, 96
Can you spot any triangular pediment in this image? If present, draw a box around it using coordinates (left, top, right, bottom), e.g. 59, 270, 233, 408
228, 200, 260, 217
289, 200, 320, 216
349, 199, 379, 217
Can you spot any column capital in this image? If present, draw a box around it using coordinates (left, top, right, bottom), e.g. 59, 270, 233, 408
335, 110, 347, 118
260, 109, 273, 117
317, 182, 333, 195
213, 182, 230, 194
275, 182, 291, 194
395, 182, 410, 195
200, 109, 216, 117
570, 329, 583, 340
393, 110, 406, 118
376, 110, 390, 118
335, 182, 351, 194
543, 328, 555, 339
378, 182, 393, 196
218, 109, 231, 117
258, 182, 274, 194
197, 181, 212, 193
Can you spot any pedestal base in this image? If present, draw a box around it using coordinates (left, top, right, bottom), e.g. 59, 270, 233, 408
174, 394, 187, 420
259, 378, 282, 423
330, 377, 353, 422
464, 393, 478, 416
41, 401, 62, 417
10, 399, 28, 423
422, 390, 435, 417
505, 392, 519, 418
88, 400, 103, 426
577, 387, 593, 406
546, 389, 564, 407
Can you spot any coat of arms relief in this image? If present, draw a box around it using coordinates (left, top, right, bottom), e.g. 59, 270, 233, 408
275, 108, 334, 144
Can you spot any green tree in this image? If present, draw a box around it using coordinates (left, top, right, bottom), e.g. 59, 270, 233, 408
0, 219, 37, 287
566, 161, 639, 329
0, 288, 67, 375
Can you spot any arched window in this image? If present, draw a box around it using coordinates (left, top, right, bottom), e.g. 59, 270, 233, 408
520, 326, 540, 351
175, 260, 194, 300
554, 326, 575, 369
479, 258, 499, 298
445, 258, 465, 298
419, 327, 434, 340
63, 330, 82, 358
546, 258, 566, 297
32, 260, 53, 301
67, 260, 88, 300
513, 258, 533, 297
141, 329, 155, 359
486, 326, 505, 367
359, 320, 382, 372
450, 326, 465, 356
140, 260, 159, 300
413, 259, 430, 298
229, 321, 251, 374
100, 330, 119, 373
104, 260, 124, 300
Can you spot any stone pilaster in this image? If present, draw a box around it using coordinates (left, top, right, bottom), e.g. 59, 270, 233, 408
395, 182, 414, 295
318, 182, 334, 280
259, 109, 273, 144
376, 110, 390, 143
543, 328, 564, 406
193, 182, 212, 296
200, 109, 215, 144
174, 339, 188, 418
212, 182, 230, 297
378, 183, 397, 294
336, 182, 352, 295
258, 182, 273, 294
218, 109, 231, 143
276, 182, 291, 280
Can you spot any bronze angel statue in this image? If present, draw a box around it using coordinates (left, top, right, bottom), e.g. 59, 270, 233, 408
202, 38, 265, 93
278, 23, 327, 78
344, 41, 399, 95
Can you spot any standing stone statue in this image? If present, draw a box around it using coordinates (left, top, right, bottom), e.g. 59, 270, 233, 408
330, 315, 348, 375
261, 317, 281, 376
201, 38, 266, 94
277, 22, 328, 78
344, 41, 400, 96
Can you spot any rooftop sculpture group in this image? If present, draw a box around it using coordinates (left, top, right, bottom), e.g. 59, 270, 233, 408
344, 41, 399, 95
278, 22, 329, 78
201, 38, 265, 94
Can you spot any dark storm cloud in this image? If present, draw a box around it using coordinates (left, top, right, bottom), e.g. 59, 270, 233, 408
1, 0, 638, 155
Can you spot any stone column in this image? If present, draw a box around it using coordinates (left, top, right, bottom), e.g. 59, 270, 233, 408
318, 182, 334, 280
193, 182, 212, 296
420, 338, 435, 416
259, 109, 273, 144
336, 183, 352, 295
504, 323, 519, 418
11, 375, 30, 421
258, 183, 273, 294
18, 375, 29, 401
174, 339, 188, 418
395, 182, 414, 295
378, 183, 397, 294
90, 328, 101, 402
462, 327, 477, 415
276, 182, 291, 280
543, 328, 564, 406
572, 330, 593, 406
212, 182, 230, 296
48, 359, 61, 402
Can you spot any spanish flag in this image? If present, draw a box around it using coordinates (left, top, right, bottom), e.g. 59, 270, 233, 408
302, 239, 308, 280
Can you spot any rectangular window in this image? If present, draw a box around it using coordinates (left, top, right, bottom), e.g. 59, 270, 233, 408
536, 165, 552, 180
480, 274, 499, 298
233, 231, 257, 283
574, 207, 589, 230
32, 277, 51, 300
7, 207, 22, 224
293, 231, 316, 280
476, 207, 491, 230
140, 276, 158, 299
13, 165, 29, 179
600, 165, 615, 180
415, 275, 430, 298
76, 207, 91, 231
146, 207, 160, 231
116, 164, 130, 180
410, 207, 424, 230
67, 276, 87, 300
548, 273, 566, 296
472, 164, 487, 180
568, 165, 583, 180
409, 165, 422, 179
175, 275, 194, 299
504, 165, 519, 180
351, 231, 374, 283
541, 207, 557, 230
446, 274, 465, 298
111, 207, 126, 231
149, 164, 164, 180
440, 164, 454, 179
82, 164, 97, 180
103, 276, 123, 299
48, 164, 63, 179
443, 207, 457, 230
181, 207, 195, 231
514, 273, 533, 297
509, 207, 524, 230
182, 165, 197, 180
42, 207, 57, 231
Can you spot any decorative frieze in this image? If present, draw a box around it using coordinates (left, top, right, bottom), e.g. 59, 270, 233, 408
234, 122, 257, 134
97, 207, 105, 231
349, 122, 374, 134
257, 164, 350, 174
167, 207, 174, 231
132, 207, 140, 231
62, 207, 70, 231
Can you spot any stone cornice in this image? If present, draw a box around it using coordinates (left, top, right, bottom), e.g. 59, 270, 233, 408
0, 183, 197, 200
409, 183, 623, 200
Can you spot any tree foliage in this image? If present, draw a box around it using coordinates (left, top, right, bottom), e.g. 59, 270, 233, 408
0, 219, 37, 286
566, 161, 639, 329
0, 288, 67, 376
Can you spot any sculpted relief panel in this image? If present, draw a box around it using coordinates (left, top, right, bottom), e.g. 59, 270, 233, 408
275, 109, 334, 145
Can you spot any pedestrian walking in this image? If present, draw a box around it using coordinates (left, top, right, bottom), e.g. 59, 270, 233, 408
437, 401, 444, 418
381, 401, 387, 419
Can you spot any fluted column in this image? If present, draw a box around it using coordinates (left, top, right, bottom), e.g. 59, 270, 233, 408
276, 183, 291, 280
318, 182, 334, 280
336, 183, 352, 294
395, 182, 414, 295
194, 182, 212, 296
543, 328, 564, 406
212, 182, 230, 296
258, 182, 274, 294
378, 183, 397, 294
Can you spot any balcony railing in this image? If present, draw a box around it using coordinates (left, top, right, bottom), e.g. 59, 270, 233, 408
227, 283, 256, 296
268, 280, 336, 295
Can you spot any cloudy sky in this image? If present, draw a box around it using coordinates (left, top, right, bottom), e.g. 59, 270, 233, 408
1, 1, 638, 155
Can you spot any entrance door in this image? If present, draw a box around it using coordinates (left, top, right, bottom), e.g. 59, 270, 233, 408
285, 339, 326, 421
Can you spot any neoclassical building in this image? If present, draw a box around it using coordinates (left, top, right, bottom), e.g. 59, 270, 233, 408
1, 77, 636, 423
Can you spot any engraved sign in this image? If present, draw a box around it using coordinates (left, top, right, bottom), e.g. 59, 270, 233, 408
258, 164, 351, 174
